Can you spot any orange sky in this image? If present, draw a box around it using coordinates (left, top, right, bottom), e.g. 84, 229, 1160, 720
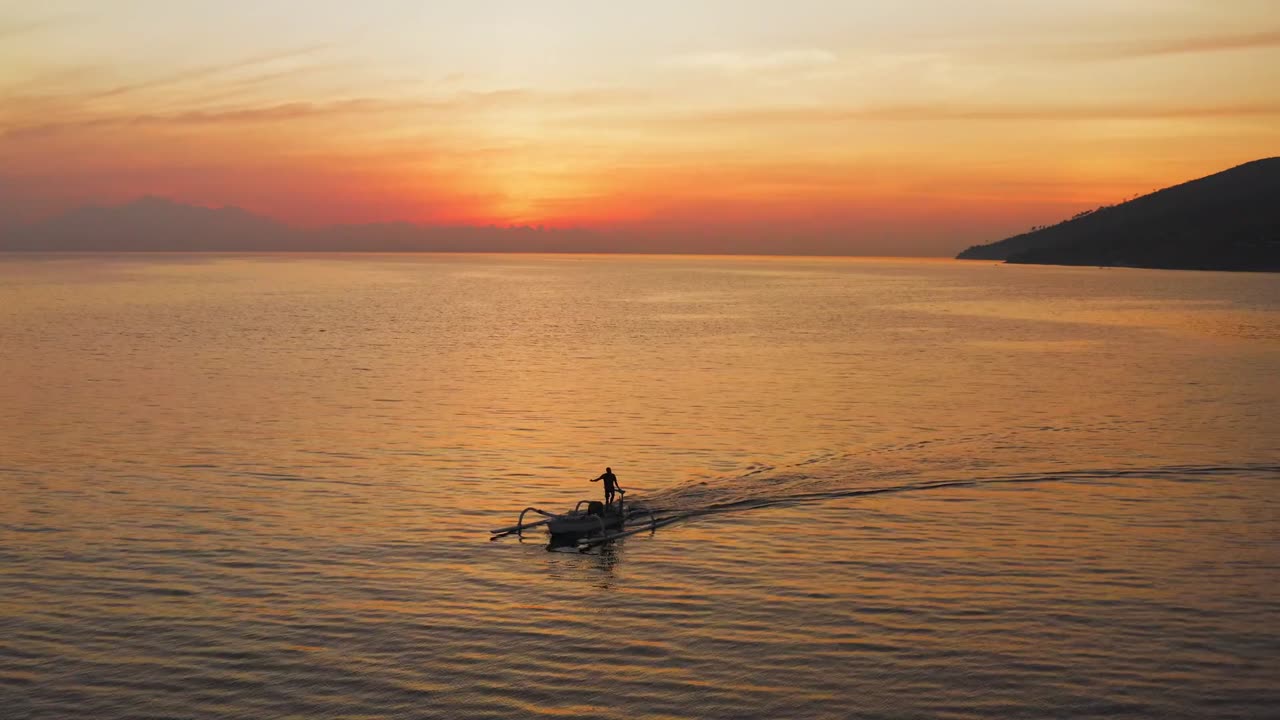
2, 1, 1278, 254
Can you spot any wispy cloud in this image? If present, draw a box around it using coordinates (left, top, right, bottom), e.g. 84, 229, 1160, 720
0, 98, 406, 142
0, 18, 54, 41
663, 102, 1280, 128
89, 43, 338, 100
1031, 28, 1280, 61
1135, 29, 1280, 57
663, 49, 838, 73
0, 86, 644, 143
0, 11, 84, 41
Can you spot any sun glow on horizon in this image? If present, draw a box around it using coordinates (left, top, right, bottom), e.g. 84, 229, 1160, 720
2, 1, 1278, 254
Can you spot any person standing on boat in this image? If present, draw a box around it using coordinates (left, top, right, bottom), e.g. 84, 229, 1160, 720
591, 467, 622, 507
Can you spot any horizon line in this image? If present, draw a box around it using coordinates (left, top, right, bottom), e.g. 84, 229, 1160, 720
0, 249, 965, 260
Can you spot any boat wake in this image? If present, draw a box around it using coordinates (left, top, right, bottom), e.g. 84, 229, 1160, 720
491, 431, 1278, 548
612, 456, 1280, 544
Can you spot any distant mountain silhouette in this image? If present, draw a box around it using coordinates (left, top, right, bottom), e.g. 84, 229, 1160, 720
957, 158, 1280, 272
0, 197, 619, 253
2, 197, 918, 255
1, 197, 300, 252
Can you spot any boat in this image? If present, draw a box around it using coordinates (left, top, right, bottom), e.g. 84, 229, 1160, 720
546, 500, 625, 538
490, 494, 656, 548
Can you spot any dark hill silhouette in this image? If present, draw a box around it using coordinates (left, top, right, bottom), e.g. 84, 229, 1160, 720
957, 158, 1280, 271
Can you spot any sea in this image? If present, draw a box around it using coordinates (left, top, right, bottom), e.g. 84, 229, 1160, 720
1, 253, 1277, 719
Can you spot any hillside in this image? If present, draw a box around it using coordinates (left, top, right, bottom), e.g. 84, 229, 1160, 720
957, 158, 1280, 271
0, 197, 299, 251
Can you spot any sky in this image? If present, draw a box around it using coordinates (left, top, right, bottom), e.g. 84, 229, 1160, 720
1, 0, 1278, 255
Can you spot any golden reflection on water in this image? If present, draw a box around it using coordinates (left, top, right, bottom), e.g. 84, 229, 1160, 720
1, 254, 1277, 719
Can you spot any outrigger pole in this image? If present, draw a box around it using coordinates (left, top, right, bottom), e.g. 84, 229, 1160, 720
489, 507, 556, 539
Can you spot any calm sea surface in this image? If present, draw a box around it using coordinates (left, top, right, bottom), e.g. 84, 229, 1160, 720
2, 253, 1277, 719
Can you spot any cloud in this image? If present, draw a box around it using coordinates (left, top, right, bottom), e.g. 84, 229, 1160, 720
662, 101, 1280, 129
133, 98, 412, 126
0, 11, 83, 41
0, 85, 647, 142
0, 98, 400, 142
1112, 28, 1280, 58
89, 43, 338, 100
1031, 28, 1280, 61
0, 18, 53, 41
664, 49, 838, 73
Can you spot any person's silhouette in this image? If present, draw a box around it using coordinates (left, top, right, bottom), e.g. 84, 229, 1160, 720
591, 467, 622, 506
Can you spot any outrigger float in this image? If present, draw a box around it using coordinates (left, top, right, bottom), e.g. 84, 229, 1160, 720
490, 493, 658, 549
